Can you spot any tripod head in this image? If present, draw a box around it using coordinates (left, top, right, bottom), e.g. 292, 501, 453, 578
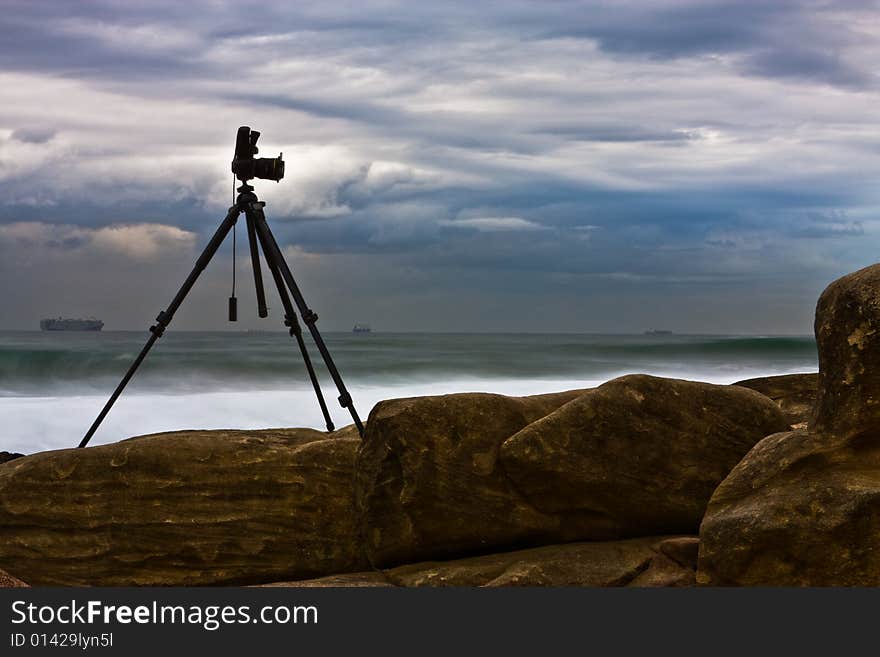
232, 126, 285, 183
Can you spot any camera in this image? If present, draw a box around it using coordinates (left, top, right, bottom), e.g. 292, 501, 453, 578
231, 126, 285, 182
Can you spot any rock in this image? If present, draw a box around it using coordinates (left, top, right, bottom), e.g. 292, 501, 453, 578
0, 452, 24, 464
0, 427, 367, 586
355, 390, 587, 566
698, 264, 880, 585
812, 264, 880, 436
501, 374, 789, 537
356, 379, 783, 567
734, 373, 818, 427
627, 554, 695, 587
260, 572, 392, 587
627, 536, 700, 587
0, 568, 28, 587
387, 539, 660, 587
696, 428, 880, 585
655, 536, 700, 571
264, 536, 698, 587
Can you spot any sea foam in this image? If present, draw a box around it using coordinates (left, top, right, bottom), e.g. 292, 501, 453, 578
1, 368, 814, 454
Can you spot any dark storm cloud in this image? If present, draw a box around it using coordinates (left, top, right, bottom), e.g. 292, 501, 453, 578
542, 1, 782, 58
541, 1, 875, 89
10, 127, 57, 144
532, 125, 694, 144
0, 0, 877, 332
0, 3, 201, 80
742, 46, 873, 88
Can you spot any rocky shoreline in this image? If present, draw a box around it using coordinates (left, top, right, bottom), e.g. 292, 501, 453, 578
2, 264, 879, 587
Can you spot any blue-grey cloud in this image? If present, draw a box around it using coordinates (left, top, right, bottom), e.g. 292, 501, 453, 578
10, 127, 57, 144
0, 0, 877, 332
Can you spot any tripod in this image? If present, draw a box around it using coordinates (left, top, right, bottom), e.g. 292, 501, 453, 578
78, 181, 364, 448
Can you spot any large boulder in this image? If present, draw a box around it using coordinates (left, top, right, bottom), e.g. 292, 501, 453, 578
812, 265, 880, 436
697, 428, 880, 585
699, 264, 880, 585
263, 536, 699, 587
354, 390, 586, 566
356, 379, 786, 566
0, 427, 367, 586
734, 373, 818, 427
501, 375, 789, 536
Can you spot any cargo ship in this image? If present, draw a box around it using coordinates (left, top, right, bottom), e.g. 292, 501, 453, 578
40, 317, 104, 331
352, 323, 372, 334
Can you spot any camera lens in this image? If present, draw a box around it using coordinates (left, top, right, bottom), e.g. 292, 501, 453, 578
253, 157, 284, 182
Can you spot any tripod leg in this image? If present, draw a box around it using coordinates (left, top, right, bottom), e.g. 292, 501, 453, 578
254, 224, 336, 432
245, 214, 268, 318
79, 204, 242, 448
244, 199, 365, 437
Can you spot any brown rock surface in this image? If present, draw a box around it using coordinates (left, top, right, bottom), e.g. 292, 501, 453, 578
388, 539, 660, 587
355, 390, 587, 567
697, 428, 880, 585
264, 536, 698, 587
812, 264, 880, 436
699, 264, 880, 585
627, 536, 700, 587
627, 554, 696, 587
734, 373, 818, 427
655, 536, 700, 570
0, 568, 28, 587
0, 427, 367, 586
501, 374, 789, 536
261, 572, 392, 587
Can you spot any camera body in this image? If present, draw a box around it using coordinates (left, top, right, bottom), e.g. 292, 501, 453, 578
231, 126, 285, 182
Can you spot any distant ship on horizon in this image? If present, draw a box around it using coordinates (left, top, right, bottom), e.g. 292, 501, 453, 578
40, 317, 104, 331
352, 323, 372, 334
644, 329, 673, 336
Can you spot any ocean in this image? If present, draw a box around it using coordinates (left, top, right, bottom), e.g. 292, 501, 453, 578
0, 331, 818, 454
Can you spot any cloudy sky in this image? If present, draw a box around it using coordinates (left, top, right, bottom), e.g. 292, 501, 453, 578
1, 0, 878, 333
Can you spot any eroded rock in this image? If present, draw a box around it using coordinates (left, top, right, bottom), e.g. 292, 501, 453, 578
812, 264, 880, 436
356, 378, 785, 567
355, 390, 586, 566
0, 427, 367, 586
734, 373, 818, 427
0, 568, 28, 588
264, 536, 698, 587
699, 263, 880, 585
501, 375, 789, 536
698, 428, 880, 585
